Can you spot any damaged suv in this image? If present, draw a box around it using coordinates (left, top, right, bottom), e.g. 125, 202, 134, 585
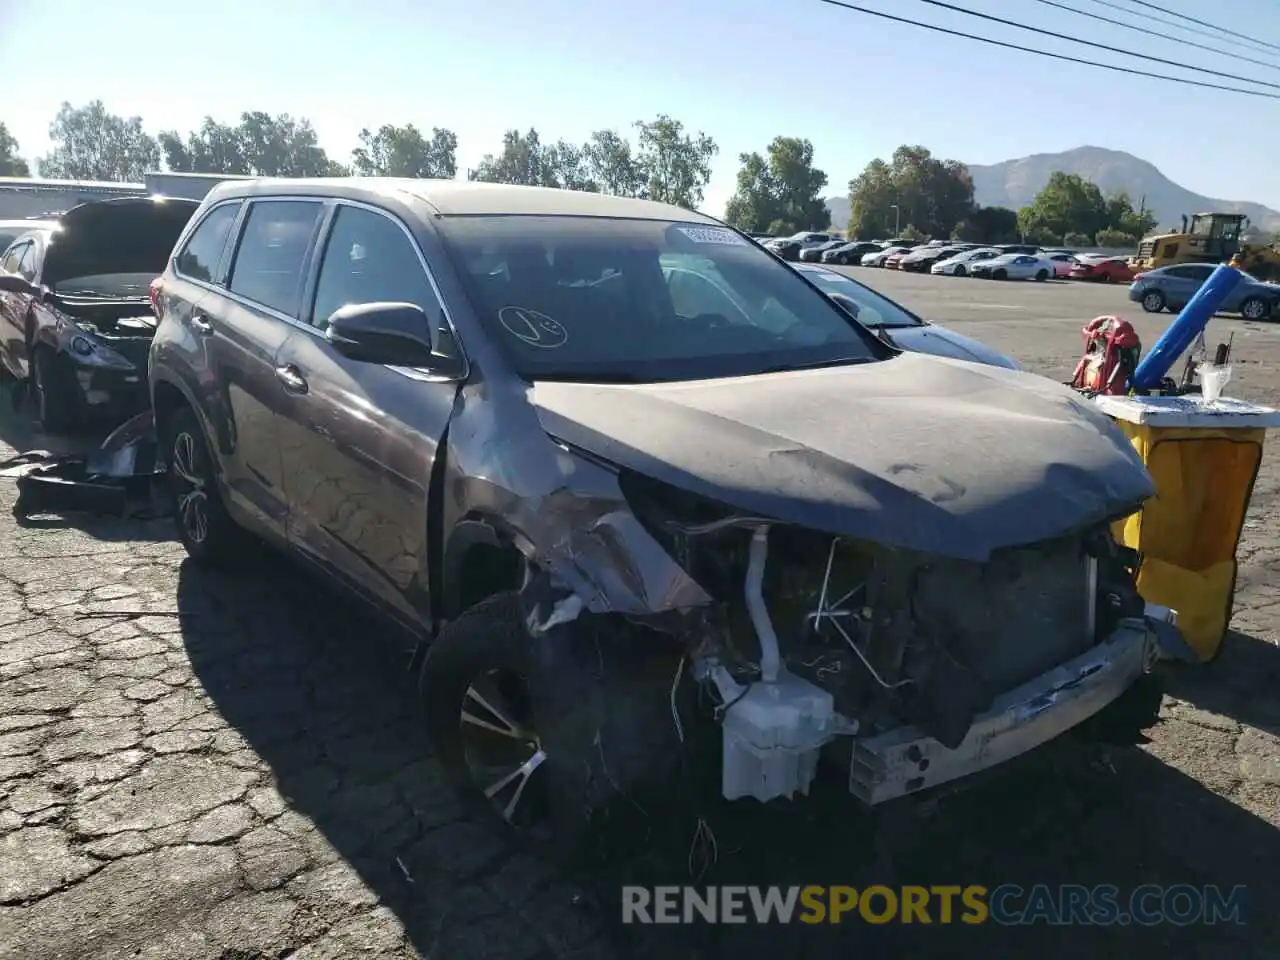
149, 178, 1179, 855
0, 197, 198, 430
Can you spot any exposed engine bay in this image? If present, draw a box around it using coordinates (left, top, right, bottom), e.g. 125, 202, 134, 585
523, 469, 1169, 808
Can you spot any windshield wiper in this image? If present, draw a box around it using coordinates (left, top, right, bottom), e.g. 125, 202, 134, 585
531, 370, 659, 384
757, 356, 875, 374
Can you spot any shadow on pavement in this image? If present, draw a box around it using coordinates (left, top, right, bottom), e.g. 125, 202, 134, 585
179, 553, 1280, 960
1164, 629, 1280, 737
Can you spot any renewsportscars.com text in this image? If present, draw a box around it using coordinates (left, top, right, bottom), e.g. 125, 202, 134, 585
621, 884, 1248, 926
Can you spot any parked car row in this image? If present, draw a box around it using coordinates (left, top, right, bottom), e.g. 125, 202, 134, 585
0, 179, 1175, 865
759, 232, 1143, 285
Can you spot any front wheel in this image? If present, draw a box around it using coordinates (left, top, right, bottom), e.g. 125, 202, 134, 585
1141, 289, 1166, 313
162, 405, 249, 564
1240, 296, 1271, 321
31, 346, 79, 433
993, 268, 1008, 281
954, 264, 966, 277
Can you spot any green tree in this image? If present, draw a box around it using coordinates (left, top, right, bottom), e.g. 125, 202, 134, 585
583, 129, 644, 197
633, 115, 717, 209
847, 146, 973, 239
724, 136, 828, 234
237, 112, 345, 176
0, 123, 29, 177
1095, 228, 1138, 249
952, 205, 1019, 243
1019, 172, 1107, 240
159, 112, 344, 176
39, 101, 159, 181
468, 128, 596, 190
1063, 232, 1094, 247
350, 124, 457, 178
898, 224, 928, 242
159, 118, 247, 174
1105, 191, 1157, 238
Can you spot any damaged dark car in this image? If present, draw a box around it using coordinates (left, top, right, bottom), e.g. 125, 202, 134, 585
148, 178, 1183, 859
0, 196, 198, 431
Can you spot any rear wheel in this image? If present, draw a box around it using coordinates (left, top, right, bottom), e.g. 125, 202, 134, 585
30, 345, 79, 433
1036, 269, 1049, 281
954, 264, 966, 277
1240, 296, 1271, 321
162, 405, 250, 564
1141, 289, 1166, 313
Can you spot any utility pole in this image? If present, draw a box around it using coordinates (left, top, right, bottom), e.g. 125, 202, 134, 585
891, 204, 900, 235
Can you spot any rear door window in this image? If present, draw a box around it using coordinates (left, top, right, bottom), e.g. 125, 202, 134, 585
175, 202, 241, 283
228, 200, 323, 317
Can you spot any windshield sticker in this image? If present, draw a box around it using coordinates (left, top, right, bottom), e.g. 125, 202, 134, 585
676, 226, 748, 246
498, 306, 568, 349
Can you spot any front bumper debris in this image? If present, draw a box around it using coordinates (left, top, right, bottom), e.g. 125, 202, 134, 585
849, 618, 1156, 805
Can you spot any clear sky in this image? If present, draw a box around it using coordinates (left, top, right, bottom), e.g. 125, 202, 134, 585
3, 0, 1279, 215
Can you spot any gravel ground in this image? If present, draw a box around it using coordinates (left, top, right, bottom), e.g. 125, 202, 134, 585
1, 271, 1278, 959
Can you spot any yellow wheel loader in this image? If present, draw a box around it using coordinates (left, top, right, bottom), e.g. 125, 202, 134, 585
1128, 212, 1280, 281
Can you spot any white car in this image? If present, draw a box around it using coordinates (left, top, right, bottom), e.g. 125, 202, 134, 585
1045, 252, 1079, 278
970, 253, 1057, 281
931, 247, 1002, 276
861, 245, 911, 267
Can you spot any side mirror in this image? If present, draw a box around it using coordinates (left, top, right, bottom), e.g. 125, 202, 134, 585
326, 301, 441, 368
827, 292, 861, 321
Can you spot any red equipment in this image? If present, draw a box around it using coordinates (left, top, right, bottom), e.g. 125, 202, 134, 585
1070, 316, 1142, 396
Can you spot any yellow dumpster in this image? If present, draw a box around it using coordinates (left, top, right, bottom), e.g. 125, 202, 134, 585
1094, 395, 1280, 663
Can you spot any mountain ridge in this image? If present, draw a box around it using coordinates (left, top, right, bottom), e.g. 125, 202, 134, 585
822, 146, 1280, 236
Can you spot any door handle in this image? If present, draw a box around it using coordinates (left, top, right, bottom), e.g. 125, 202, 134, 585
191, 313, 214, 335
275, 364, 308, 394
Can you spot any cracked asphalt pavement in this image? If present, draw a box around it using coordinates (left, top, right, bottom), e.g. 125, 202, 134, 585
1, 274, 1279, 959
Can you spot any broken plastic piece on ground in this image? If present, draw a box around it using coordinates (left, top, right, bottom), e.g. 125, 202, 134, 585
87, 410, 160, 478
12, 456, 130, 518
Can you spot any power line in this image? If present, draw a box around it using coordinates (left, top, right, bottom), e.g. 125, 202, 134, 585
1118, 0, 1280, 54
901, 0, 1280, 91
816, 0, 1280, 99
814, 0, 1280, 98
1082, 0, 1280, 56
1031, 0, 1280, 72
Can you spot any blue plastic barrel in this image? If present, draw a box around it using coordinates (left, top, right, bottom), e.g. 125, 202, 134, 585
1131, 262, 1243, 389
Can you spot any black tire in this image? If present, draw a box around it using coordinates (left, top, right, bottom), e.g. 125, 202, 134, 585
954, 264, 966, 277
31, 345, 79, 433
1141, 289, 1166, 313
1240, 296, 1271, 321
161, 404, 248, 564
1036, 269, 1049, 281
993, 268, 1008, 281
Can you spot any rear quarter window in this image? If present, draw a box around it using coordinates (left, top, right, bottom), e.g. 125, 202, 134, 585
175, 202, 242, 283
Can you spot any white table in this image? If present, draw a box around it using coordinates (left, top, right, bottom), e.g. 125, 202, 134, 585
1093, 394, 1280, 429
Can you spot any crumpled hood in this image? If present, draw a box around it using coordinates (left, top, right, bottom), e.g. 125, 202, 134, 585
44, 197, 199, 290
530, 353, 1154, 561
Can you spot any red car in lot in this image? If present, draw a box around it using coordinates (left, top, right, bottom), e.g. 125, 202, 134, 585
1070, 256, 1135, 283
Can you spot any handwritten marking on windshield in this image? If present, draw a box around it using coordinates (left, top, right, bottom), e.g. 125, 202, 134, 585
498, 306, 568, 349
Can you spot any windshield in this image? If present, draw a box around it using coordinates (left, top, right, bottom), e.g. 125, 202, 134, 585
437, 216, 886, 382
0, 231, 21, 252
795, 268, 924, 328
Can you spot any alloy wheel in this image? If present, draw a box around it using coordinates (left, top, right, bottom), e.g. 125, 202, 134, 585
171, 430, 210, 544
1142, 291, 1165, 312
460, 668, 551, 834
